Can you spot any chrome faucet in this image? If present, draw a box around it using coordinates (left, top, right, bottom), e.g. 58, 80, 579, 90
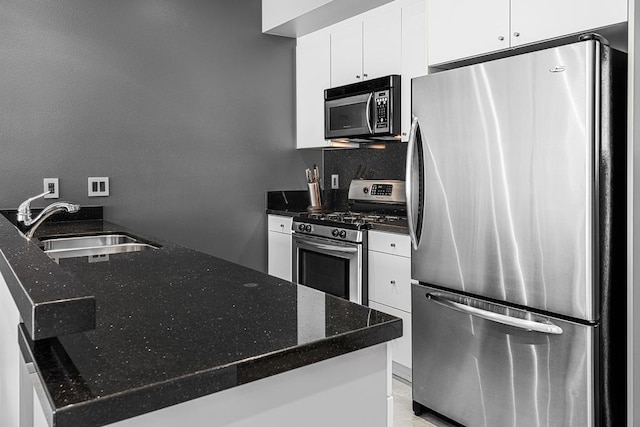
17, 191, 80, 239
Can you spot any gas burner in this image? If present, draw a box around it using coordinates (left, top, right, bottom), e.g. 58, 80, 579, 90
299, 210, 407, 227
342, 216, 359, 223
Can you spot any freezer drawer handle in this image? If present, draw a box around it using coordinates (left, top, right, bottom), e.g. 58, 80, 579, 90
426, 293, 564, 335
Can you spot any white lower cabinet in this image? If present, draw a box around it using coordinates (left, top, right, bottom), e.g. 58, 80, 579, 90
368, 230, 412, 381
0, 268, 22, 427
369, 301, 412, 380
267, 215, 293, 281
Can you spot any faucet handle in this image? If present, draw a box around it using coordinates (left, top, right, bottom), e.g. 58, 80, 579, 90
18, 191, 52, 216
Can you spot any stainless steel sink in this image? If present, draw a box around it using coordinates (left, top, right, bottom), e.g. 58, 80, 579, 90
40, 233, 160, 260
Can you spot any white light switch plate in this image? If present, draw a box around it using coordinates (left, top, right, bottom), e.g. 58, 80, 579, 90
88, 177, 109, 197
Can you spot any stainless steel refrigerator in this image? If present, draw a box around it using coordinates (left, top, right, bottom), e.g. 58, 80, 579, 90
406, 37, 626, 427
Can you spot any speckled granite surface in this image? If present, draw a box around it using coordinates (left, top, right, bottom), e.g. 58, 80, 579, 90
1, 213, 402, 427
0, 210, 99, 339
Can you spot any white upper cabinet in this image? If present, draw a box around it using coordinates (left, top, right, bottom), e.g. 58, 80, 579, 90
400, 0, 427, 141
296, 30, 331, 148
362, 5, 402, 82
330, 2, 401, 87
427, 0, 509, 65
330, 23, 364, 87
510, 0, 627, 47
427, 0, 627, 65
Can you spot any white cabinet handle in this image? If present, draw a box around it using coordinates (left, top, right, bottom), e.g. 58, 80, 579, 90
513, 32, 520, 37
390, 243, 396, 248
390, 280, 396, 285
363, 73, 368, 78
356, 75, 361, 79
498, 36, 504, 41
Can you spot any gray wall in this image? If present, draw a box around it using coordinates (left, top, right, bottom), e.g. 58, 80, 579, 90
0, 0, 320, 272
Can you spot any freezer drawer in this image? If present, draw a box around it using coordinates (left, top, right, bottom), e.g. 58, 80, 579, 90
412, 283, 595, 427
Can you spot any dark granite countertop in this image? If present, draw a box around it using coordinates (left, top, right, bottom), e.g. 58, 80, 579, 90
0, 213, 402, 427
265, 208, 304, 217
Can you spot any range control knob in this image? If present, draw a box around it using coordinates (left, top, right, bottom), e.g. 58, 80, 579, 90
332, 229, 339, 237
304, 224, 312, 232
339, 230, 347, 238
363, 187, 369, 194
298, 224, 305, 231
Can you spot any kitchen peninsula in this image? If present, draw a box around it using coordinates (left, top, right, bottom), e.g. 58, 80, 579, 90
0, 209, 401, 427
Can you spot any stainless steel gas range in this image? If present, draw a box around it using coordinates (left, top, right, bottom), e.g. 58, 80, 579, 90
291, 179, 406, 305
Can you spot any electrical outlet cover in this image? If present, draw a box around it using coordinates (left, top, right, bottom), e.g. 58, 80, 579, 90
331, 174, 339, 189
88, 177, 110, 197
43, 178, 59, 199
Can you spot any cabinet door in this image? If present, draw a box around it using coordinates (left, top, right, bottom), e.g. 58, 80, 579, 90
362, 4, 401, 81
268, 231, 292, 281
401, 0, 427, 142
369, 301, 412, 377
510, 0, 627, 47
427, 0, 510, 65
330, 22, 363, 87
296, 30, 330, 149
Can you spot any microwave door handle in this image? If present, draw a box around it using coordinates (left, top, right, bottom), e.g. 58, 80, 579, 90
365, 92, 373, 135
406, 115, 421, 249
303, 240, 358, 253
426, 293, 564, 335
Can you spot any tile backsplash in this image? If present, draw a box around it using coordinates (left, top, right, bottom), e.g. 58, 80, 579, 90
322, 143, 407, 210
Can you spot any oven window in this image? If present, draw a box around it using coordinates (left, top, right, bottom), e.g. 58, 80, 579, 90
299, 249, 349, 300
329, 103, 366, 131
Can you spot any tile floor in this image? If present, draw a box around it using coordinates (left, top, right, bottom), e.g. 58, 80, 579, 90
392, 377, 457, 427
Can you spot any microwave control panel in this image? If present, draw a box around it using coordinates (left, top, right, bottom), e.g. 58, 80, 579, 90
374, 90, 390, 133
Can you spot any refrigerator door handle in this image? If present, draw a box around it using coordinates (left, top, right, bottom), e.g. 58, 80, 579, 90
405, 115, 422, 249
426, 293, 564, 335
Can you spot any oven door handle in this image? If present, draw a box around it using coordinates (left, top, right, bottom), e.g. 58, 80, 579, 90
301, 240, 359, 253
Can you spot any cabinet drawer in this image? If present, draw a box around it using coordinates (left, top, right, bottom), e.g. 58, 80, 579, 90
368, 251, 411, 312
369, 301, 412, 372
268, 215, 293, 234
368, 231, 410, 257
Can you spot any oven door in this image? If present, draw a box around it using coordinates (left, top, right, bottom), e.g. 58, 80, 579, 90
325, 93, 373, 139
292, 233, 365, 305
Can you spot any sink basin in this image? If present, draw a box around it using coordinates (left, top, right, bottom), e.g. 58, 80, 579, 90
40, 233, 161, 260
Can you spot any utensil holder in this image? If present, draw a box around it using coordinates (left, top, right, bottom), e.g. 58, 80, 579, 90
307, 182, 322, 209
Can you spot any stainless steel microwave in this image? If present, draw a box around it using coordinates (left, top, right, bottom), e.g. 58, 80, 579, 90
324, 75, 401, 141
